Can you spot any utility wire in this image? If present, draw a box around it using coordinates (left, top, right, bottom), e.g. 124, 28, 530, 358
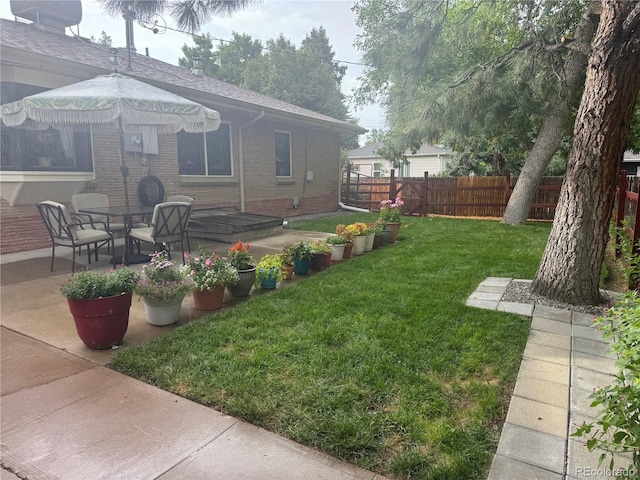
141, 16, 368, 67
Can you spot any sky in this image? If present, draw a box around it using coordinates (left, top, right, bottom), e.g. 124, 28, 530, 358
1, 0, 386, 142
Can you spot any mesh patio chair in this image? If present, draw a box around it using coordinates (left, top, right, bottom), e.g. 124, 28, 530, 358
37, 200, 115, 274
166, 195, 195, 252
128, 201, 192, 263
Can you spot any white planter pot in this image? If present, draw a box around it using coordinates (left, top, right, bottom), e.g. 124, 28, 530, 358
352, 235, 366, 255
329, 244, 345, 261
364, 232, 375, 252
143, 297, 184, 326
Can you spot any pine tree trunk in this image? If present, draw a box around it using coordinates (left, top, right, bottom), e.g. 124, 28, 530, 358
532, 1, 640, 304
501, 11, 597, 225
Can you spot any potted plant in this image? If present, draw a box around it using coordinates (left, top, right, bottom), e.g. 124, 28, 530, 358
135, 251, 193, 326
310, 239, 331, 269
325, 235, 347, 261
344, 222, 369, 255
255, 254, 283, 289
379, 197, 405, 244
226, 241, 256, 297
288, 241, 313, 275
280, 246, 295, 280
336, 224, 354, 259
364, 222, 377, 252
60, 267, 140, 349
183, 251, 239, 311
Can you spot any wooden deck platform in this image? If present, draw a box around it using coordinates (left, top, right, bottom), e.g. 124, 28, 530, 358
189, 208, 284, 243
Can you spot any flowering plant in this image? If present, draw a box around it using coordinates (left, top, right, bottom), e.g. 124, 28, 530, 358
335, 224, 353, 242
310, 239, 331, 254
379, 197, 404, 223
135, 251, 193, 303
182, 251, 239, 291
227, 241, 254, 270
344, 222, 370, 237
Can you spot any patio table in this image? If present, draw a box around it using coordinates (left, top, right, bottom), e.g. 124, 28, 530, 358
78, 205, 155, 265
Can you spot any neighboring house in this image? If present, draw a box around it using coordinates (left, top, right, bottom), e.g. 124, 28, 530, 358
347, 143, 453, 178
0, 8, 364, 254
621, 151, 640, 176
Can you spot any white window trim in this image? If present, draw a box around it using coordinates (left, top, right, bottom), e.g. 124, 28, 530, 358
275, 130, 292, 178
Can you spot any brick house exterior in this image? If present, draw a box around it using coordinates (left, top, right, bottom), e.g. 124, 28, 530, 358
0, 17, 364, 254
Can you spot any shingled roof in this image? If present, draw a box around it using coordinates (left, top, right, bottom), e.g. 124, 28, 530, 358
0, 18, 365, 135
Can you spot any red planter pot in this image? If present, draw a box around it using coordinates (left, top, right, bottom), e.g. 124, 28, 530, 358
67, 292, 132, 350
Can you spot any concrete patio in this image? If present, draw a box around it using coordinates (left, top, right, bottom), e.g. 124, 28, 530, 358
1, 231, 390, 480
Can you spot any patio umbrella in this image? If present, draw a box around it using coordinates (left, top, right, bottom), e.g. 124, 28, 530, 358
0, 72, 221, 207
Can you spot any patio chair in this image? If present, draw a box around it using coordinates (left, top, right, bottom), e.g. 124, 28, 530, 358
166, 195, 194, 252
70, 193, 126, 233
37, 200, 115, 274
128, 201, 192, 263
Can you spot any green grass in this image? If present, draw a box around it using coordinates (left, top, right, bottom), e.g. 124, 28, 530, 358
112, 215, 552, 479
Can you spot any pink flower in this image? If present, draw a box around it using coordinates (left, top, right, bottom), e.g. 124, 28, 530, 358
205, 258, 212, 267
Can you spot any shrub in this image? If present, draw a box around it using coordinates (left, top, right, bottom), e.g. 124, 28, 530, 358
572, 292, 640, 477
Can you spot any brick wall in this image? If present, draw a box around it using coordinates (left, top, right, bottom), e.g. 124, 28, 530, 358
1, 116, 343, 254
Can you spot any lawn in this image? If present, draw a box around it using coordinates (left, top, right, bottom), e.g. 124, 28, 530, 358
112, 215, 552, 479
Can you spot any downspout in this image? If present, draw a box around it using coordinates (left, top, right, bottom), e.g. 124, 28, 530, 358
338, 133, 370, 213
238, 110, 265, 212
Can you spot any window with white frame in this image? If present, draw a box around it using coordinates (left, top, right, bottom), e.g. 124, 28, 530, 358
373, 162, 382, 178
178, 123, 232, 176
275, 131, 291, 177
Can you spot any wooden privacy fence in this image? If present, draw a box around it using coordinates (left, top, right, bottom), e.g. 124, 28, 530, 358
615, 171, 640, 257
341, 165, 563, 220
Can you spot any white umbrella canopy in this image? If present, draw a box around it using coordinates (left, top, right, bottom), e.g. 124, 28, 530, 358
1, 72, 221, 132
1, 72, 221, 206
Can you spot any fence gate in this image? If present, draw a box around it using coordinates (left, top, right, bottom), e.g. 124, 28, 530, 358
390, 170, 429, 217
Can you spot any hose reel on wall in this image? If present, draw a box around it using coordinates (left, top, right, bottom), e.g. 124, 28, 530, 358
138, 175, 164, 207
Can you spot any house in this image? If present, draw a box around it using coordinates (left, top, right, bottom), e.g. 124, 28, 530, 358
0, 6, 365, 254
621, 151, 640, 176
347, 143, 453, 178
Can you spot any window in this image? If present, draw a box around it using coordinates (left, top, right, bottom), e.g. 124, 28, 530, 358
0, 125, 93, 172
373, 162, 382, 178
275, 131, 291, 177
178, 123, 232, 176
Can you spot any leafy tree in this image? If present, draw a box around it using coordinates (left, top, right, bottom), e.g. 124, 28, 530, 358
178, 33, 218, 77
180, 29, 352, 123
216, 32, 263, 85
532, 0, 640, 304
353, 0, 595, 221
91, 31, 113, 46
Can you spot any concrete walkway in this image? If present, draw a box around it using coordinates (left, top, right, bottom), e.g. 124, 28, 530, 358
1, 232, 388, 480
468, 278, 634, 480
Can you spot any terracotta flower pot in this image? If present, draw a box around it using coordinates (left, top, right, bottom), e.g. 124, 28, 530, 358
193, 285, 225, 311
342, 242, 354, 259
385, 222, 401, 244
282, 265, 295, 280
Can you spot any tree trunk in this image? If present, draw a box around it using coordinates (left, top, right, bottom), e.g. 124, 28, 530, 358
501, 11, 598, 225
532, 1, 640, 305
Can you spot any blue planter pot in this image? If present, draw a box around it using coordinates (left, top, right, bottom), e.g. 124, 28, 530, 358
261, 277, 278, 289
293, 258, 310, 275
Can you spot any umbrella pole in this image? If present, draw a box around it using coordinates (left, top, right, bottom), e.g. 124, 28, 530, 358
118, 118, 130, 209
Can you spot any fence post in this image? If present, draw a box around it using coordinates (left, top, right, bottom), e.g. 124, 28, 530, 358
615, 171, 627, 259
422, 171, 429, 217
390, 169, 396, 201
345, 164, 352, 206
